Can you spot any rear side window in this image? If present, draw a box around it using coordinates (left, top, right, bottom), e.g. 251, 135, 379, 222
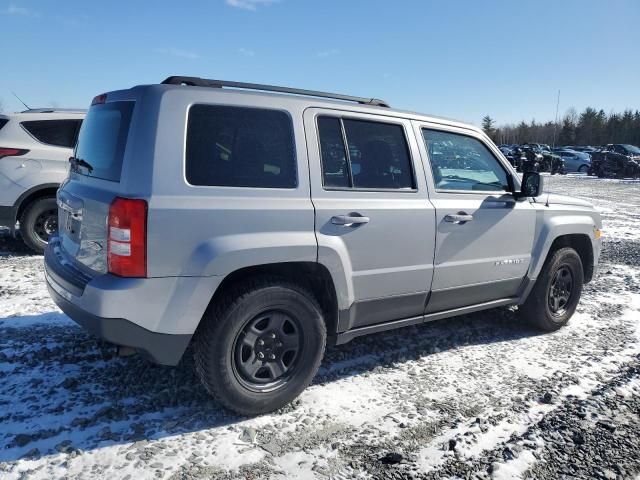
317, 116, 415, 190
73, 102, 134, 182
186, 105, 296, 188
21, 120, 82, 148
0, 119, 8, 131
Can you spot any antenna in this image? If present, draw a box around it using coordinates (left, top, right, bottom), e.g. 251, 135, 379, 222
552, 89, 560, 148
11, 92, 30, 110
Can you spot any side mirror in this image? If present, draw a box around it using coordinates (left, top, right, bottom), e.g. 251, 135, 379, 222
516, 171, 544, 198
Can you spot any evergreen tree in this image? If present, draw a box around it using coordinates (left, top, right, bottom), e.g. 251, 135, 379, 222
481, 115, 496, 138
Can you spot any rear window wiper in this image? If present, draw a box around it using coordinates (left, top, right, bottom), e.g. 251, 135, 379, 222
69, 156, 93, 173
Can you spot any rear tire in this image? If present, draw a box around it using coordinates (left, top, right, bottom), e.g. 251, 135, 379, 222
519, 247, 584, 332
19, 197, 58, 254
578, 165, 589, 174
194, 276, 326, 415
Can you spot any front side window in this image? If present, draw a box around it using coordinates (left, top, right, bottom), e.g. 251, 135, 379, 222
422, 129, 509, 192
22, 119, 83, 148
186, 105, 296, 188
317, 116, 415, 190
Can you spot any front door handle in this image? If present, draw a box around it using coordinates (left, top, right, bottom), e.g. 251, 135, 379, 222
331, 214, 370, 226
444, 213, 474, 224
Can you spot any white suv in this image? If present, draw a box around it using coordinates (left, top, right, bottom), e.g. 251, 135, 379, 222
0, 109, 85, 253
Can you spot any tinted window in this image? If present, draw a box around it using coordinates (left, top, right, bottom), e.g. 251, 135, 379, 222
74, 102, 134, 182
422, 129, 509, 192
344, 119, 414, 189
0, 119, 8, 131
318, 117, 350, 188
21, 119, 82, 148
317, 116, 414, 190
186, 105, 296, 188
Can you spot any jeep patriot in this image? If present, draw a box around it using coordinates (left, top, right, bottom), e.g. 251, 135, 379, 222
45, 77, 602, 414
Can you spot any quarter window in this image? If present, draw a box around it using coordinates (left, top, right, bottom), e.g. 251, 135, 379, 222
317, 116, 415, 190
21, 119, 82, 148
186, 105, 296, 188
422, 129, 509, 192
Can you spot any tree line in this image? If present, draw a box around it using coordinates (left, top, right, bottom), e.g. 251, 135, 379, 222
482, 107, 640, 147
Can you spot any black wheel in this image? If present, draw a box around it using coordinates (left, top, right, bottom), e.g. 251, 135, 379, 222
194, 276, 326, 415
519, 247, 584, 331
19, 197, 58, 254
578, 165, 589, 174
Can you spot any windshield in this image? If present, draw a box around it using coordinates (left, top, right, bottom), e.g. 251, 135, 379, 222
73, 101, 134, 181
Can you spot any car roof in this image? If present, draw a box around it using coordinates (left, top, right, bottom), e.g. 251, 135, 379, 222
6, 109, 86, 120
115, 78, 486, 137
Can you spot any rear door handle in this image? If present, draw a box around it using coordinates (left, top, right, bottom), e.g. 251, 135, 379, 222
444, 213, 474, 224
331, 214, 370, 226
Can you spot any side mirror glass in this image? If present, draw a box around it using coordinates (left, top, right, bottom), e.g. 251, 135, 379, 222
518, 171, 544, 198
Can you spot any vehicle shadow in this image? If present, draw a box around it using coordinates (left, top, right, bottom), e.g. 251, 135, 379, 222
0, 307, 541, 463
0, 231, 35, 257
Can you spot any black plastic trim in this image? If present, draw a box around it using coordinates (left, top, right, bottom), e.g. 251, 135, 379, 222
339, 291, 428, 331
44, 239, 91, 297
425, 277, 523, 313
334, 297, 516, 345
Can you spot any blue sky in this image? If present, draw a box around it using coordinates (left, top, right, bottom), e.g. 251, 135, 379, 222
1, 0, 639, 126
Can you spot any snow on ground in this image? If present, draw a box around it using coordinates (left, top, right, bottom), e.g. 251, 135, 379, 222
1, 175, 640, 479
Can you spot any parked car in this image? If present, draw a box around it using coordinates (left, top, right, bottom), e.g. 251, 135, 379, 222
566, 146, 597, 154
0, 108, 85, 252
522, 144, 565, 174
590, 144, 640, 178
553, 149, 591, 173
45, 77, 602, 414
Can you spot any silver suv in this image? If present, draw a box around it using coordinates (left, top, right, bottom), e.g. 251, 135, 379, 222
45, 77, 602, 414
0, 109, 85, 252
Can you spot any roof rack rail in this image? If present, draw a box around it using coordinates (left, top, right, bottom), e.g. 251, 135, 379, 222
20, 108, 86, 114
161, 76, 390, 108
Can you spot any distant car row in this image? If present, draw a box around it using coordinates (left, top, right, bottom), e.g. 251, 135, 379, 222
498, 143, 640, 178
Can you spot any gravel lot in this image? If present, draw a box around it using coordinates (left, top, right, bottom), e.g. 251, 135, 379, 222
1, 175, 639, 480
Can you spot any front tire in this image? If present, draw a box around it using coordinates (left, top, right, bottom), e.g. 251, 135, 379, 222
520, 247, 584, 331
194, 277, 326, 415
19, 197, 58, 254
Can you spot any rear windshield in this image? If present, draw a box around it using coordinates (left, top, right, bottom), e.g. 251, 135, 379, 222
22, 119, 82, 148
73, 101, 134, 182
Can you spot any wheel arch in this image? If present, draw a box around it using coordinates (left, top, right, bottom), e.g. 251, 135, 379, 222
201, 262, 340, 339
14, 183, 60, 222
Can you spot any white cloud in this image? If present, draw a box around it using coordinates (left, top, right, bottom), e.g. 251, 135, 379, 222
316, 48, 340, 58
225, 0, 278, 11
154, 47, 201, 60
2, 4, 40, 17
238, 47, 255, 57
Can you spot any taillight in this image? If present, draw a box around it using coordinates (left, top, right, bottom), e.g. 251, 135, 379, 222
107, 197, 147, 277
0, 147, 29, 159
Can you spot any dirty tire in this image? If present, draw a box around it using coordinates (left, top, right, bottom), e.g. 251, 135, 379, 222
194, 276, 326, 415
520, 247, 584, 332
19, 197, 58, 254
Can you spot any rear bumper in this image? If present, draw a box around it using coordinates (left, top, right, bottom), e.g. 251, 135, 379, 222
44, 237, 222, 365
46, 279, 191, 365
